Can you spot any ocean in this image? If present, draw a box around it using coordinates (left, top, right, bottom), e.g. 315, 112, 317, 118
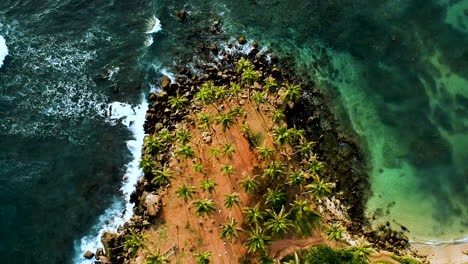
0, 0, 466, 263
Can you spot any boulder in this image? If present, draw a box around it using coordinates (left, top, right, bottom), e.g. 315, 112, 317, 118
148, 93, 157, 101
237, 36, 247, 45
145, 194, 161, 216
83, 251, 95, 259
210, 43, 218, 54
161, 75, 171, 90
177, 10, 187, 21
95, 248, 104, 257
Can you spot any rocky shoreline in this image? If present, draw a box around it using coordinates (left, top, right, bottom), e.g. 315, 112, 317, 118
86, 35, 425, 264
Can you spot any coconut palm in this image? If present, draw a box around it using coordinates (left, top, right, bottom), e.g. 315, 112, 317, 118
175, 184, 197, 202
228, 107, 244, 117
144, 135, 165, 155
252, 91, 266, 104
229, 82, 242, 99
220, 163, 235, 176
193, 251, 213, 264
139, 157, 156, 174
192, 163, 204, 174
240, 123, 251, 135
244, 227, 272, 254
239, 175, 259, 193
270, 109, 285, 124
216, 112, 235, 131
221, 143, 236, 159
195, 83, 215, 105
272, 126, 289, 145
263, 161, 286, 181
265, 206, 293, 237
288, 169, 306, 186
325, 224, 344, 241
198, 113, 213, 130
151, 166, 174, 186
242, 67, 259, 86
209, 148, 221, 159
348, 237, 375, 263
305, 176, 333, 199
224, 193, 240, 208
282, 252, 300, 264
259, 256, 275, 264
264, 77, 278, 93
264, 187, 287, 211
288, 127, 305, 143
283, 83, 302, 103
192, 198, 216, 216
176, 129, 191, 144
296, 141, 315, 158
124, 233, 146, 256
220, 217, 241, 240
158, 129, 173, 143
243, 204, 265, 226
290, 198, 321, 236
144, 251, 170, 264
175, 144, 195, 159
236, 57, 251, 72
168, 95, 188, 110
214, 86, 228, 101
256, 146, 274, 160
200, 177, 217, 193
306, 155, 324, 175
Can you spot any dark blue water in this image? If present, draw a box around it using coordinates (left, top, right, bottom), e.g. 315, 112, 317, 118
1, 1, 467, 264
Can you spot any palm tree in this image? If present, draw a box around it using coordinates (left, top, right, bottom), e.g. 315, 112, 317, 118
288, 127, 305, 143
259, 256, 275, 264
124, 233, 146, 256
175, 184, 197, 202
296, 141, 315, 158
209, 148, 221, 159
288, 170, 306, 186
139, 157, 156, 174
270, 109, 285, 124
176, 129, 191, 144
192, 163, 204, 174
221, 143, 236, 159
243, 204, 264, 226
239, 175, 259, 193
264, 187, 287, 211
220, 218, 241, 240
200, 177, 217, 193
325, 224, 343, 241
282, 252, 300, 264
244, 227, 272, 254
242, 67, 259, 86
240, 123, 251, 136
256, 146, 274, 160
283, 83, 302, 103
272, 126, 289, 145
263, 161, 286, 181
176, 144, 195, 159
305, 176, 333, 199
151, 166, 174, 186
290, 198, 321, 236
228, 107, 244, 117
168, 95, 188, 110
220, 163, 235, 176
252, 91, 266, 104
216, 112, 235, 131
198, 113, 213, 130
214, 86, 228, 101
224, 193, 240, 208
348, 237, 375, 263
144, 251, 170, 264
229, 82, 242, 99
192, 198, 216, 216
158, 129, 173, 143
264, 77, 278, 93
193, 251, 213, 264
236, 57, 251, 72
265, 206, 293, 237
144, 135, 164, 155
195, 83, 215, 105
306, 155, 324, 175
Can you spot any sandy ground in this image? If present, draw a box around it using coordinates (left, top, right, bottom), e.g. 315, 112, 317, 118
413, 242, 468, 264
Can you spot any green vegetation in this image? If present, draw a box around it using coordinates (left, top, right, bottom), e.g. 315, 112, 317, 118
221, 143, 236, 158
305, 176, 333, 199
243, 204, 265, 226
244, 227, 272, 254
264, 206, 293, 237
139, 157, 156, 174
271, 109, 285, 124
239, 174, 259, 193
216, 112, 236, 131
151, 166, 174, 186
144, 252, 170, 264
242, 67, 259, 86
236, 57, 251, 73
264, 187, 287, 211
264, 77, 278, 93
287, 245, 366, 264
263, 161, 286, 181
144, 135, 165, 155
200, 177, 217, 193
272, 126, 289, 145
124, 233, 146, 256
391, 256, 423, 264
192, 198, 216, 216
283, 84, 302, 103
168, 95, 188, 110
224, 192, 240, 208
221, 163, 235, 176
195, 82, 216, 105
198, 113, 213, 130
209, 147, 221, 158
256, 146, 274, 160
325, 224, 344, 241
175, 129, 191, 144
288, 169, 306, 186
290, 199, 321, 236
175, 184, 197, 202
175, 144, 196, 159
348, 238, 375, 263
193, 251, 213, 264
220, 217, 241, 240
192, 163, 204, 174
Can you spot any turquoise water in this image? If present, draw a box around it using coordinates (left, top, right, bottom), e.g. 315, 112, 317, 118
1, 1, 467, 264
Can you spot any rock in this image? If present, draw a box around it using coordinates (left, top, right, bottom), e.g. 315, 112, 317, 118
177, 10, 187, 21
271, 67, 281, 78
271, 55, 279, 63
252, 41, 259, 48
83, 251, 95, 259
96, 248, 104, 257
210, 43, 218, 54
161, 75, 171, 90
199, 41, 206, 50
145, 194, 161, 216
237, 36, 247, 45
98, 256, 110, 264
201, 132, 212, 144
157, 90, 168, 100
148, 93, 157, 101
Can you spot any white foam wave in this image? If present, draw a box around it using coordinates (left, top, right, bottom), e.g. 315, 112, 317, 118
0, 35, 8, 68
73, 98, 147, 264
146, 17, 162, 34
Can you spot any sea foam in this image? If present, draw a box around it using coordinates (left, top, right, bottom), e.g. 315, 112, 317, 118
73, 98, 147, 264
0, 35, 8, 68
146, 17, 162, 34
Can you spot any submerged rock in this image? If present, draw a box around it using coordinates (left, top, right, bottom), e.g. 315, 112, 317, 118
177, 10, 187, 21
237, 36, 247, 45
